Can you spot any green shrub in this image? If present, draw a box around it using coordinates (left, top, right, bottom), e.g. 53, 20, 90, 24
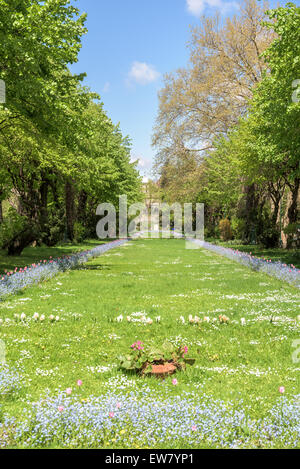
0, 208, 28, 249
73, 221, 86, 243
231, 216, 246, 240
219, 219, 232, 241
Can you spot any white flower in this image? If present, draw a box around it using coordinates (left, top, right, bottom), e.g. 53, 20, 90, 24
146, 318, 153, 325
126, 316, 131, 322
194, 316, 201, 324
203, 316, 210, 323
20, 313, 26, 321
116, 315, 123, 323
40, 315, 45, 322
241, 318, 246, 326
14, 314, 20, 321
0, 318, 3, 325
55, 316, 60, 322
155, 316, 161, 323
33, 313, 39, 321
49, 315, 55, 322
179, 316, 185, 324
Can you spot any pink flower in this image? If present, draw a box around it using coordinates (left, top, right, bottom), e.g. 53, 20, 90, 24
66, 388, 72, 395
172, 378, 178, 386
109, 412, 115, 418
77, 380, 83, 387
279, 386, 285, 394
58, 406, 64, 412
116, 402, 121, 409
192, 425, 197, 431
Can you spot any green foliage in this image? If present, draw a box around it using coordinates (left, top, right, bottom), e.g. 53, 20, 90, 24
0, 208, 28, 249
0, 0, 142, 254
283, 223, 298, 236
118, 341, 195, 375
73, 222, 85, 244
231, 217, 246, 241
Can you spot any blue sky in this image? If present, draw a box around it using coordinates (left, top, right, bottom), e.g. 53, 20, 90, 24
70, 0, 286, 177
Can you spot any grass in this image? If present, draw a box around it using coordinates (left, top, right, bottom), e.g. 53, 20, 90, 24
0, 240, 105, 275
214, 241, 300, 269
0, 238, 299, 448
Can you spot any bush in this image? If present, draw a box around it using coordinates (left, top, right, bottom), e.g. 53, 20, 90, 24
73, 221, 86, 243
219, 219, 232, 241
231, 217, 246, 240
42, 210, 66, 247
0, 209, 29, 250
257, 210, 279, 248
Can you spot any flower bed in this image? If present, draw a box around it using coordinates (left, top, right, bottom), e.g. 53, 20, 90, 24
0, 365, 21, 396
1, 388, 299, 448
0, 240, 127, 300
191, 240, 300, 288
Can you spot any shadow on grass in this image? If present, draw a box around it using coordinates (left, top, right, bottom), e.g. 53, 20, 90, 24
0, 239, 108, 276
218, 243, 300, 269
75, 264, 112, 271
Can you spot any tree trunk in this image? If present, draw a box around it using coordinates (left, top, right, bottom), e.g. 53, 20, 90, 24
286, 178, 300, 248
77, 190, 88, 223
65, 180, 76, 241
287, 178, 299, 225
0, 200, 3, 224
40, 180, 49, 242
6, 226, 36, 256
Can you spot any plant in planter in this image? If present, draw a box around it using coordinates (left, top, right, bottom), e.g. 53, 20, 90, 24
118, 340, 195, 378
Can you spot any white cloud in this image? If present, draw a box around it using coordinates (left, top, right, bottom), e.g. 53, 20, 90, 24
102, 81, 111, 93
131, 154, 153, 176
128, 61, 160, 85
186, 0, 239, 16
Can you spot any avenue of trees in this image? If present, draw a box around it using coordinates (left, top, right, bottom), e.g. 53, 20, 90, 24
0, 0, 142, 255
153, 0, 300, 248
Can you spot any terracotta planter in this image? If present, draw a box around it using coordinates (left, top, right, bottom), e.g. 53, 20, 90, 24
145, 361, 178, 378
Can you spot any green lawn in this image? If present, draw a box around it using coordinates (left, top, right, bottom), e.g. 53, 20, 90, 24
0, 240, 104, 275
216, 241, 300, 269
0, 239, 299, 448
